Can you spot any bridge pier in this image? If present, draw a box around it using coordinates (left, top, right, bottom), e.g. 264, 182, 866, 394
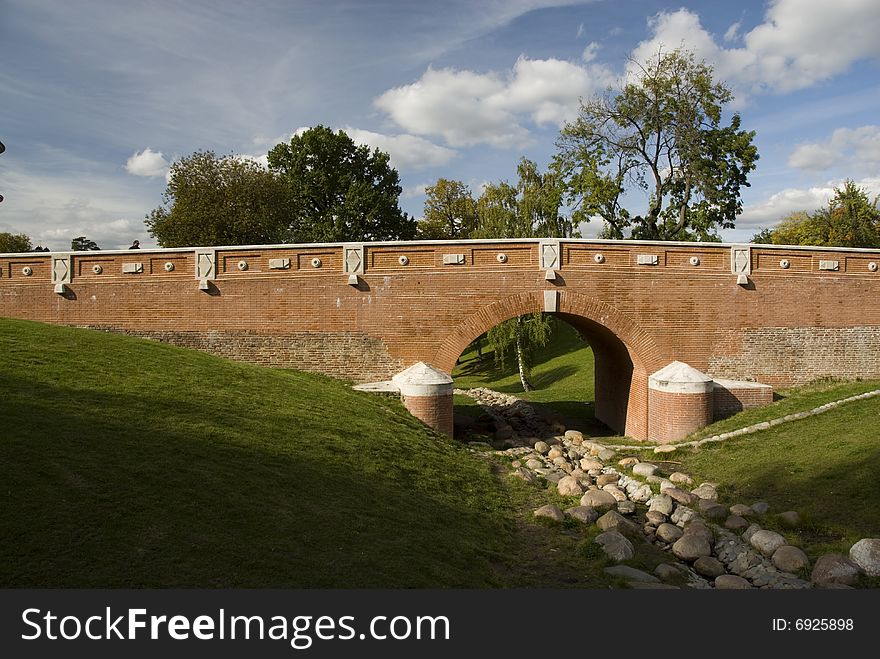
391, 362, 454, 437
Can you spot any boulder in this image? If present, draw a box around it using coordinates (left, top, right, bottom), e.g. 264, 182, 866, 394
723, 515, 750, 531
729, 504, 753, 517
772, 545, 810, 573
656, 523, 684, 544
533, 441, 550, 455
604, 566, 660, 583
565, 506, 599, 524
648, 494, 674, 516
595, 531, 635, 562
596, 510, 639, 534
533, 504, 565, 522
618, 457, 640, 468
750, 530, 787, 558
694, 556, 727, 578
580, 489, 617, 511
645, 511, 667, 526
672, 535, 712, 561
669, 472, 694, 485
632, 462, 658, 478
564, 429, 584, 443
617, 500, 636, 516
556, 476, 585, 497
683, 521, 714, 543
596, 473, 620, 487
849, 538, 880, 577
664, 487, 698, 506
811, 554, 860, 586
714, 575, 752, 589
691, 483, 718, 501
580, 458, 604, 472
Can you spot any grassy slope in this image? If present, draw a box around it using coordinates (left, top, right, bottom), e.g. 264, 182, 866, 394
0, 318, 515, 588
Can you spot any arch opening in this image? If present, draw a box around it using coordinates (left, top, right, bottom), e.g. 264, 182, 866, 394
434, 291, 658, 441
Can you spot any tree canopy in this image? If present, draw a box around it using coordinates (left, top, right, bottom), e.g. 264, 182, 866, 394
0, 232, 32, 253
752, 180, 880, 247
146, 151, 292, 248
71, 236, 100, 251
554, 48, 758, 241
416, 179, 478, 240
268, 126, 416, 243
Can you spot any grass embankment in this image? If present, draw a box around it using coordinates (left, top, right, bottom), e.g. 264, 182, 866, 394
453, 321, 604, 434
0, 318, 519, 588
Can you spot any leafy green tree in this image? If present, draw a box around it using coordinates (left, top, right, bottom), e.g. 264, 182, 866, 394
0, 232, 32, 253
472, 158, 565, 391
268, 126, 416, 242
753, 181, 880, 247
71, 236, 100, 251
417, 179, 478, 239
145, 151, 292, 248
554, 48, 758, 241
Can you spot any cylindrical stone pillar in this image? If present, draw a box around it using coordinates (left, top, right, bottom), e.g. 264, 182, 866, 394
392, 362, 454, 437
647, 361, 714, 443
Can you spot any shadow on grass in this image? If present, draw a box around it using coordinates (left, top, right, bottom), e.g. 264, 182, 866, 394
0, 374, 510, 588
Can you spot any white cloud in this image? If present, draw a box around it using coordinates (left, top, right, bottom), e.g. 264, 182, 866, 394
342, 127, 457, 170
788, 125, 880, 171
374, 56, 614, 148
401, 183, 429, 199
581, 41, 600, 63
2, 163, 155, 250
738, 176, 880, 228
125, 148, 169, 177
723, 21, 741, 44
632, 1, 880, 97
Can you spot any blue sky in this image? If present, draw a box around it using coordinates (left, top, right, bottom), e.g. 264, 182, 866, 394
2, 0, 879, 249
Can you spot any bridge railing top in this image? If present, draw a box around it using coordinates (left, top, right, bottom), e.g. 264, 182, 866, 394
4, 237, 880, 258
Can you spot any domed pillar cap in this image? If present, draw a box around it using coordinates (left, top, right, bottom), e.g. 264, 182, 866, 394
648, 361, 713, 394
392, 362, 454, 397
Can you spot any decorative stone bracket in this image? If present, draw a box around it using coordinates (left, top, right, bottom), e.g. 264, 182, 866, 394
51, 253, 72, 294
730, 246, 751, 286
195, 248, 215, 291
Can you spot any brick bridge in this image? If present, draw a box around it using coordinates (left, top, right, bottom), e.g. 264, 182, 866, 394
2, 239, 879, 442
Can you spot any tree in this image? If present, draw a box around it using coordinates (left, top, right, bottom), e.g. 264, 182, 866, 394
146, 151, 292, 248
752, 181, 880, 247
471, 158, 564, 391
554, 48, 758, 241
71, 236, 100, 251
417, 179, 478, 239
0, 232, 32, 253
268, 126, 416, 243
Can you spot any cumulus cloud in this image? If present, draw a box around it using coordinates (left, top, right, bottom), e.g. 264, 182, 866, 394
374, 56, 614, 148
632, 1, 880, 96
125, 148, 169, 177
342, 127, 457, 169
788, 125, 880, 171
738, 176, 880, 228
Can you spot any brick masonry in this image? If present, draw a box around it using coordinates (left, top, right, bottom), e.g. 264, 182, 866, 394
647, 389, 714, 443
2, 239, 878, 441
401, 393, 454, 437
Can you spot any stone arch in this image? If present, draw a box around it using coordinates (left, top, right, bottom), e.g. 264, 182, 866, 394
433, 290, 663, 440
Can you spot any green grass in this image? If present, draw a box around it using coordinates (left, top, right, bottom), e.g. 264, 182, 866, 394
0, 318, 516, 588
665, 394, 880, 547
453, 321, 605, 435
689, 378, 880, 440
